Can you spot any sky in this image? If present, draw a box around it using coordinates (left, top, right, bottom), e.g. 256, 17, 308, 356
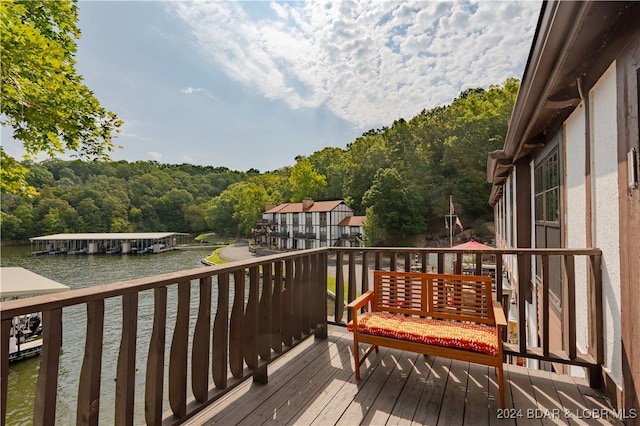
2, 0, 542, 173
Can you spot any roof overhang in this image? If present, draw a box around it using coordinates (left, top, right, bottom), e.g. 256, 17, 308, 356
488, 0, 639, 206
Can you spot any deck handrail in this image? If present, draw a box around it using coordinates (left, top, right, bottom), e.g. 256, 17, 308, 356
1, 248, 328, 425
1, 246, 603, 425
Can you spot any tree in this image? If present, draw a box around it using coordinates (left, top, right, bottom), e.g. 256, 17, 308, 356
288, 157, 326, 202
362, 168, 426, 244
0, 0, 122, 194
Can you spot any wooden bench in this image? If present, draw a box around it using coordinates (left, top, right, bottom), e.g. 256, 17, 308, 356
347, 271, 507, 408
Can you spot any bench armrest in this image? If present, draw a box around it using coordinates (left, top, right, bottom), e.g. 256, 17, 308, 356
492, 301, 507, 328
347, 290, 374, 311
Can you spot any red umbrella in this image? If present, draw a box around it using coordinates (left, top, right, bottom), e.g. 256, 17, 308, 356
453, 239, 493, 249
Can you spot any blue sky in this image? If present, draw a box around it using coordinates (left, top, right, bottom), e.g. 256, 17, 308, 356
2, 0, 541, 173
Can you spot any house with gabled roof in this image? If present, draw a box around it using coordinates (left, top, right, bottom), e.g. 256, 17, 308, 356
257, 199, 364, 249
487, 1, 639, 414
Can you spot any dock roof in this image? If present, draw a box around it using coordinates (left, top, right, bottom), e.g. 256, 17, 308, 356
30, 232, 186, 241
0, 267, 70, 298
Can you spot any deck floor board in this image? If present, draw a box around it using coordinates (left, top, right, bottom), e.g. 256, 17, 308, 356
185, 326, 620, 426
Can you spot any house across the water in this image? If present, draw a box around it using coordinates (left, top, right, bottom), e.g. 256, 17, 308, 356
255, 199, 366, 250
29, 232, 189, 255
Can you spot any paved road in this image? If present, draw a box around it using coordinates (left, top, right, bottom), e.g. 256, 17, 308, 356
217, 240, 254, 262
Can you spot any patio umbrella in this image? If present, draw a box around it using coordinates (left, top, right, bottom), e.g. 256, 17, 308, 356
453, 239, 492, 249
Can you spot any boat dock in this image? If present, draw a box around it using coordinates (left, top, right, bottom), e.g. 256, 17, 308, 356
29, 232, 189, 256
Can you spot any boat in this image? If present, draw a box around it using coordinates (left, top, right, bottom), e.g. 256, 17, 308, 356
0, 267, 70, 362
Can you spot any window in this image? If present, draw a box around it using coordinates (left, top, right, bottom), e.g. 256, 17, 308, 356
534, 147, 562, 307
319, 212, 327, 226
280, 213, 286, 227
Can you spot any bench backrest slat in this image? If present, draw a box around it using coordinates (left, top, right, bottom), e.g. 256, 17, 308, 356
373, 271, 494, 326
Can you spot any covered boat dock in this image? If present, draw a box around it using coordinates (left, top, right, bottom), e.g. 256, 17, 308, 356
29, 232, 189, 255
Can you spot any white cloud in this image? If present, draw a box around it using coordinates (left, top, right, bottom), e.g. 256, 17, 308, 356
169, 0, 540, 131
147, 151, 162, 161
180, 86, 217, 100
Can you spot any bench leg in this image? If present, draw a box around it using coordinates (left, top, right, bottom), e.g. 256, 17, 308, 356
353, 337, 361, 380
495, 364, 505, 408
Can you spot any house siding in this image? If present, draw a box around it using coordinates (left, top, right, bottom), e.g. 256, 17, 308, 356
564, 104, 589, 372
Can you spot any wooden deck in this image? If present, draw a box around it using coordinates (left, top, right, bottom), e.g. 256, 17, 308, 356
185, 326, 620, 426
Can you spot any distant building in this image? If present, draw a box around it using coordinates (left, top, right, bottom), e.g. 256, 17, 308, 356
255, 199, 365, 249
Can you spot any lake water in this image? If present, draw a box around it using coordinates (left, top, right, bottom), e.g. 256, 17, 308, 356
1, 244, 217, 425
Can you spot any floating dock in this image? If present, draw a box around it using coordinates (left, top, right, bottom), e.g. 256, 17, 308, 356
29, 232, 189, 256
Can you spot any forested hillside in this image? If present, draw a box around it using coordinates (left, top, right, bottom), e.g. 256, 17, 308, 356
1, 79, 518, 245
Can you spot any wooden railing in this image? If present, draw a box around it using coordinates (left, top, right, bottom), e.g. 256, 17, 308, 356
330, 247, 604, 386
1, 249, 327, 425
1, 246, 603, 425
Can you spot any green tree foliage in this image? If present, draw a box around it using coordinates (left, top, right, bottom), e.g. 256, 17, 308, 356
288, 157, 327, 202
0, 0, 122, 194
0, 160, 247, 239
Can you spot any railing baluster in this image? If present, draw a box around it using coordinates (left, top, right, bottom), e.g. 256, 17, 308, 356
347, 252, 356, 323
282, 259, 294, 346
389, 252, 397, 271
335, 252, 344, 323
301, 256, 311, 335
212, 273, 229, 388
115, 293, 137, 426
475, 251, 483, 275
588, 253, 604, 387
77, 300, 104, 425
192, 276, 212, 402
517, 253, 528, 355
230, 271, 245, 378
259, 263, 273, 361
271, 263, 283, 353
169, 282, 189, 418
437, 252, 444, 273
564, 255, 577, 360
404, 252, 411, 272
1, 319, 9, 423
496, 254, 504, 302
33, 308, 63, 426
375, 251, 382, 270
244, 267, 259, 371
145, 287, 167, 426
293, 257, 304, 340
362, 251, 369, 292
542, 255, 550, 358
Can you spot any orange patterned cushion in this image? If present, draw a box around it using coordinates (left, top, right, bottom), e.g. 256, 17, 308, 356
347, 312, 498, 356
